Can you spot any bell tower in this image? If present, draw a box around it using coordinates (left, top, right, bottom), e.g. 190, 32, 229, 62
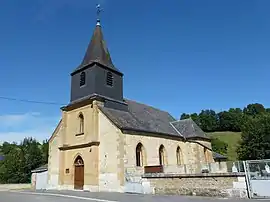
68, 5, 127, 111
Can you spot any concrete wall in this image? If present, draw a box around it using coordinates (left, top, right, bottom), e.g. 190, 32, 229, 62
143, 173, 247, 198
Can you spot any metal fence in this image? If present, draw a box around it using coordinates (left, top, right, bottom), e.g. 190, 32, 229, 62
244, 159, 270, 199
125, 161, 245, 176
162, 161, 245, 174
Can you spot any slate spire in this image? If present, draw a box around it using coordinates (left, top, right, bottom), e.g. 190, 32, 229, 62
72, 18, 121, 75
81, 19, 115, 68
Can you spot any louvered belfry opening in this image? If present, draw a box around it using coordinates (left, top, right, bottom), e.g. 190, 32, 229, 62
106, 71, 113, 86
80, 72, 86, 86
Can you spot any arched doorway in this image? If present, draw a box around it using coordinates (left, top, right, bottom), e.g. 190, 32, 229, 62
74, 155, 84, 190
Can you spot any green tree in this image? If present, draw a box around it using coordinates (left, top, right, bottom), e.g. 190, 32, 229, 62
199, 109, 218, 132
211, 137, 228, 156
20, 137, 43, 182
0, 147, 27, 183
218, 108, 243, 132
237, 114, 270, 160
243, 103, 265, 117
41, 140, 49, 164
180, 113, 190, 120
190, 113, 200, 126
0, 142, 17, 155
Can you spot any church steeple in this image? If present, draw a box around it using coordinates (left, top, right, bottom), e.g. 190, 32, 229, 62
69, 9, 125, 108
71, 19, 121, 75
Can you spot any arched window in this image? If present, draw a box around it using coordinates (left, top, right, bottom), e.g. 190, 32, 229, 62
78, 113, 84, 134
159, 145, 166, 165
136, 143, 144, 167
204, 148, 208, 163
74, 155, 84, 166
106, 72, 113, 86
80, 72, 86, 87
176, 146, 182, 165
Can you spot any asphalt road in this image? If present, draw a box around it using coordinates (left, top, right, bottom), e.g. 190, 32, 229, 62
0, 190, 267, 202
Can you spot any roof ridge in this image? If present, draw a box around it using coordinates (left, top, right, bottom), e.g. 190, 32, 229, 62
169, 122, 184, 137
125, 99, 176, 121
170, 118, 191, 124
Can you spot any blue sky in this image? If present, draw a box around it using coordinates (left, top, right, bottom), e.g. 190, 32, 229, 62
0, 0, 270, 142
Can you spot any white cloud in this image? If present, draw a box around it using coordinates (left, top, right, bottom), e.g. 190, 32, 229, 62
0, 112, 40, 127
0, 112, 60, 144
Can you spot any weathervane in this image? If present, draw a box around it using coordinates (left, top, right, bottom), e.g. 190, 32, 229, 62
96, 4, 102, 25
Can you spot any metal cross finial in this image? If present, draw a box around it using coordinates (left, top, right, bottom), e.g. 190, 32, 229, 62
96, 4, 102, 23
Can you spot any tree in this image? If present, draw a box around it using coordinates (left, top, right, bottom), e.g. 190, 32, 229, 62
0, 142, 17, 155
0, 147, 27, 183
0, 137, 44, 184
211, 137, 228, 156
218, 108, 243, 132
180, 113, 190, 120
199, 110, 219, 132
41, 140, 49, 164
243, 103, 265, 117
189, 113, 200, 126
237, 114, 270, 160
20, 138, 43, 182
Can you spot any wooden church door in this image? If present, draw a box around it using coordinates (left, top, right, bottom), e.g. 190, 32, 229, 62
74, 156, 84, 190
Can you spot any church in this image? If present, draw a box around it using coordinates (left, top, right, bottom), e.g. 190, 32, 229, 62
47, 17, 214, 192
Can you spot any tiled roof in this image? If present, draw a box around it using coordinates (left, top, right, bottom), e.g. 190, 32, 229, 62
171, 119, 207, 138
99, 99, 209, 139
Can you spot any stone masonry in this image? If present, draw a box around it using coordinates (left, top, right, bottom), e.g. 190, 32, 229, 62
143, 173, 248, 198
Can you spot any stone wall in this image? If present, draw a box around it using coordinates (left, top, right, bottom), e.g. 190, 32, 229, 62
143, 173, 247, 198
99, 110, 124, 192
124, 132, 214, 168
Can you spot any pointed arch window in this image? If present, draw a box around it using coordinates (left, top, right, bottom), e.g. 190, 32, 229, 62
74, 155, 84, 166
176, 146, 182, 165
159, 145, 166, 166
136, 143, 144, 167
78, 113, 84, 134
204, 147, 209, 163
80, 72, 86, 87
106, 72, 113, 86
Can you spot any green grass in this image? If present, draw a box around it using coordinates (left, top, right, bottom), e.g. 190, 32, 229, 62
207, 131, 242, 161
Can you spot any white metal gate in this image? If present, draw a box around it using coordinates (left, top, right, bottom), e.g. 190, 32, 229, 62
36, 171, 48, 190
244, 159, 270, 199
124, 181, 144, 194
124, 170, 144, 194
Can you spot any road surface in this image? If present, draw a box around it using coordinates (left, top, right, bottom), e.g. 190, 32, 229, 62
0, 190, 267, 202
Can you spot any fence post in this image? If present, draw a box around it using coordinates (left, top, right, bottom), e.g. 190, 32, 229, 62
243, 161, 251, 199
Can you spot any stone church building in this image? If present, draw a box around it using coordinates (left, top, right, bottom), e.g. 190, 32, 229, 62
47, 18, 214, 192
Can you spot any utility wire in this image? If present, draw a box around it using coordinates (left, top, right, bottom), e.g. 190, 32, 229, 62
0, 96, 65, 106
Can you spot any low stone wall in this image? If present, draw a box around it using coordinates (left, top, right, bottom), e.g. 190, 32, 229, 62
143, 172, 247, 198
0, 184, 31, 191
